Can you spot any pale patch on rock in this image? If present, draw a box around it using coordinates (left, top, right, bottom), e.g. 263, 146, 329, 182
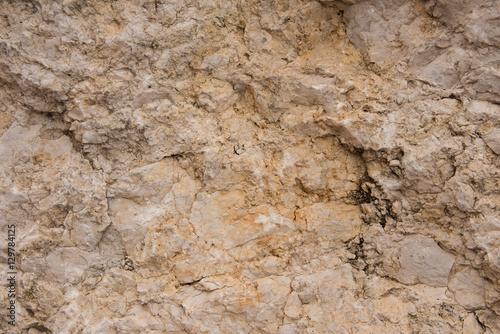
395, 235, 456, 287
449, 267, 493, 310
483, 129, 500, 155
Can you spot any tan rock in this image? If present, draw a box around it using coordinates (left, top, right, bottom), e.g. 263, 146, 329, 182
396, 235, 456, 287
463, 313, 484, 334
297, 202, 363, 242
449, 267, 493, 310
375, 295, 416, 324
284, 291, 303, 319
483, 129, 500, 155
1, 0, 500, 332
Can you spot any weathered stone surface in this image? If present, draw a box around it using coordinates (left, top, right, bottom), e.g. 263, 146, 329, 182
296, 201, 363, 242
1, 0, 499, 333
449, 267, 493, 311
396, 235, 456, 287
483, 129, 500, 155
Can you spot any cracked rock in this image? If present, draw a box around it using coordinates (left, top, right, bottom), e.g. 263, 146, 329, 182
1, 0, 500, 333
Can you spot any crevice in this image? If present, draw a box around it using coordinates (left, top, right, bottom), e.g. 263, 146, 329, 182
475, 312, 487, 332
348, 174, 377, 205
26, 323, 52, 334
179, 277, 204, 286
347, 235, 368, 273
293, 205, 300, 222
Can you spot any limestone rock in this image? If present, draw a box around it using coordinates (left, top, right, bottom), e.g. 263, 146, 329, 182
396, 235, 456, 287
1, 0, 500, 333
296, 201, 363, 242
449, 267, 493, 311
483, 129, 500, 155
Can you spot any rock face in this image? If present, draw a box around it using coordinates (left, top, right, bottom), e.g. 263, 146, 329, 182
0, 0, 499, 333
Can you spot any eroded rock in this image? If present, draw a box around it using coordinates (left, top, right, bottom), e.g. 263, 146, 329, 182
1, 0, 499, 333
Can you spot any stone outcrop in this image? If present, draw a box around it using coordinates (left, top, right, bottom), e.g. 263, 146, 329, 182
0, 0, 499, 333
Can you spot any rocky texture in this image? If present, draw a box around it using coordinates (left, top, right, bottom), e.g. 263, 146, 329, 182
0, 0, 499, 333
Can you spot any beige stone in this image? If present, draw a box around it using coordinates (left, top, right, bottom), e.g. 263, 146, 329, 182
483, 129, 500, 155
463, 313, 484, 334
449, 267, 493, 310
396, 235, 456, 287
297, 202, 363, 242
1, 0, 500, 332
284, 292, 303, 319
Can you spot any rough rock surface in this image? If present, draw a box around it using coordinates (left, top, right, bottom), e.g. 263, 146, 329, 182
0, 0, 499, 333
